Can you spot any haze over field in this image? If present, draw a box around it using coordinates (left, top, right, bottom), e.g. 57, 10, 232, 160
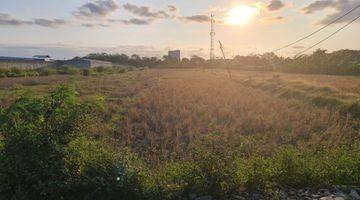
0, 0, 360, 59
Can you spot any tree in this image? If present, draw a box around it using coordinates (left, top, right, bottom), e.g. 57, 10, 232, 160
181, 58, 190, 64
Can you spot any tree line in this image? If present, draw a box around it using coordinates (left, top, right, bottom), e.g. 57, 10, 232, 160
85, 49, 360, 75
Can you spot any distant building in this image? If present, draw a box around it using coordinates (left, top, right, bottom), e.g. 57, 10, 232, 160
168, 50, 181, 62
33, 55, 52, 62
0, 55, 113, 69
59, 59, 113, 68
0, 56, 52, 69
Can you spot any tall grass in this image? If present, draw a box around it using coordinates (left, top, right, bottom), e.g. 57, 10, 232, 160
0, 69, 359, 198
242, 75, 360, 119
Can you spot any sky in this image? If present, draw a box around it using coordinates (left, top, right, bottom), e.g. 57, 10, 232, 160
0, 0, 359, 59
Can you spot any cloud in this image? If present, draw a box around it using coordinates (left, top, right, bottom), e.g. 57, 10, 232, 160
318, 0, 360, 24
260, 16, 284, 24
123, 3, 169, 19
82, 23, 110, 28
267, 0, 285, 11
0, 13, 68, 28
0, 44, 82, 59
110, 18, 153, 25
168, 5, 178, 12
302, 0, 360, 24
302, 0, 334, 14
183, 15, 211, 23
0, 13, 33, 26
73, 0, 119, 19
34, 19, 68, 28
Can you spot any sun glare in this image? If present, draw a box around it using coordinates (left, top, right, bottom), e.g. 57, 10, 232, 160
226, 5, 259, 25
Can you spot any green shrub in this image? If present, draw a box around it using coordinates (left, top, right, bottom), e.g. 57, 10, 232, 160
64, 137, 142, 200
191, 148, 238, 197
25, 70, 40, 77
318, 144, 360, 186
0, 68, 9, 77
10, 67, 24, 75
232, 145, 360, 192
341, 101, 360, 119
118, 68, 126, 74
271, 147, 313, 188
234, 156, 274, 192
3, 67, 27, 77
147, 162, 200, 200
0, 85, 149, 199
57, 66, 80, 75
0, 85, 99, 199
311, 95, 343, 109
36, 67, 57, 76
82, 68, 91, 76
95, 66, 106, 73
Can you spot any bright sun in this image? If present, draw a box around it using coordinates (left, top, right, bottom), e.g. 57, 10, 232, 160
226, 5, 259, 25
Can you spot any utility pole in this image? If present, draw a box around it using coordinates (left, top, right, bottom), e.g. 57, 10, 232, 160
219, 40, 232, 79
219, 40, 226, 60
210, 14, 215, 61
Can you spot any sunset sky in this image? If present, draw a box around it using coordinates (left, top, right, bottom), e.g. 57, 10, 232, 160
0, 0, 359, 59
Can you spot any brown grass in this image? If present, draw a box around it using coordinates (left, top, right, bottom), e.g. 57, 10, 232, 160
107, 69, 357, 163
0, 69, 358, 164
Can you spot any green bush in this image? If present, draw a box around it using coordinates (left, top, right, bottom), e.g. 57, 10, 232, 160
341, 101, 360, 119
3, 67, 27, 77
10, 67, 24, 75
64, 137, 143, 200
233, 145, 360, 192
36, 67, 57, 76
0, 68, 9, 77
118, 68, 126, 73
57, 66, 80, 75
234, 156, 274, 191
146, 162, 200, 200
318, 144, 360, 186
82, 68, 91, 76
192, 151, 237, 197
0, 85, 100, 199
272, 147, 313, 187
95, 66, 106, 73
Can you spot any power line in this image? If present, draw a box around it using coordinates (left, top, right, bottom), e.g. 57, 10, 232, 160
294, 13, 360, 58
272, 4, 360, 52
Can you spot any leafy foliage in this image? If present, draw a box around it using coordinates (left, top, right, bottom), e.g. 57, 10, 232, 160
0, 85, 141, 199
64, 138, 142, 200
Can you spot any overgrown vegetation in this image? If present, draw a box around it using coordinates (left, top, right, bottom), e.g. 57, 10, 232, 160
0, 86, 142, 199
0, 69, 359, 199
242, 75, 360, 119
0, 65, 129, 79
278, 49, 360, 75
1, 49, 358, 80
86, 49, 360, 76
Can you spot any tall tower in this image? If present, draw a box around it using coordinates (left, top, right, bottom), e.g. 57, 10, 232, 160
210, 14, 215, 60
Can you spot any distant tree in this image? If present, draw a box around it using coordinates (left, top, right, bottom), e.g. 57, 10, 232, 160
83, 49, 360, 75
181, 58, 190, 64
190, 55, 205, 63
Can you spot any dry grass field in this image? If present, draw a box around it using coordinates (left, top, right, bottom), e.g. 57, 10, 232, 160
0, 68, 359, 159
0, 68, 359, 199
